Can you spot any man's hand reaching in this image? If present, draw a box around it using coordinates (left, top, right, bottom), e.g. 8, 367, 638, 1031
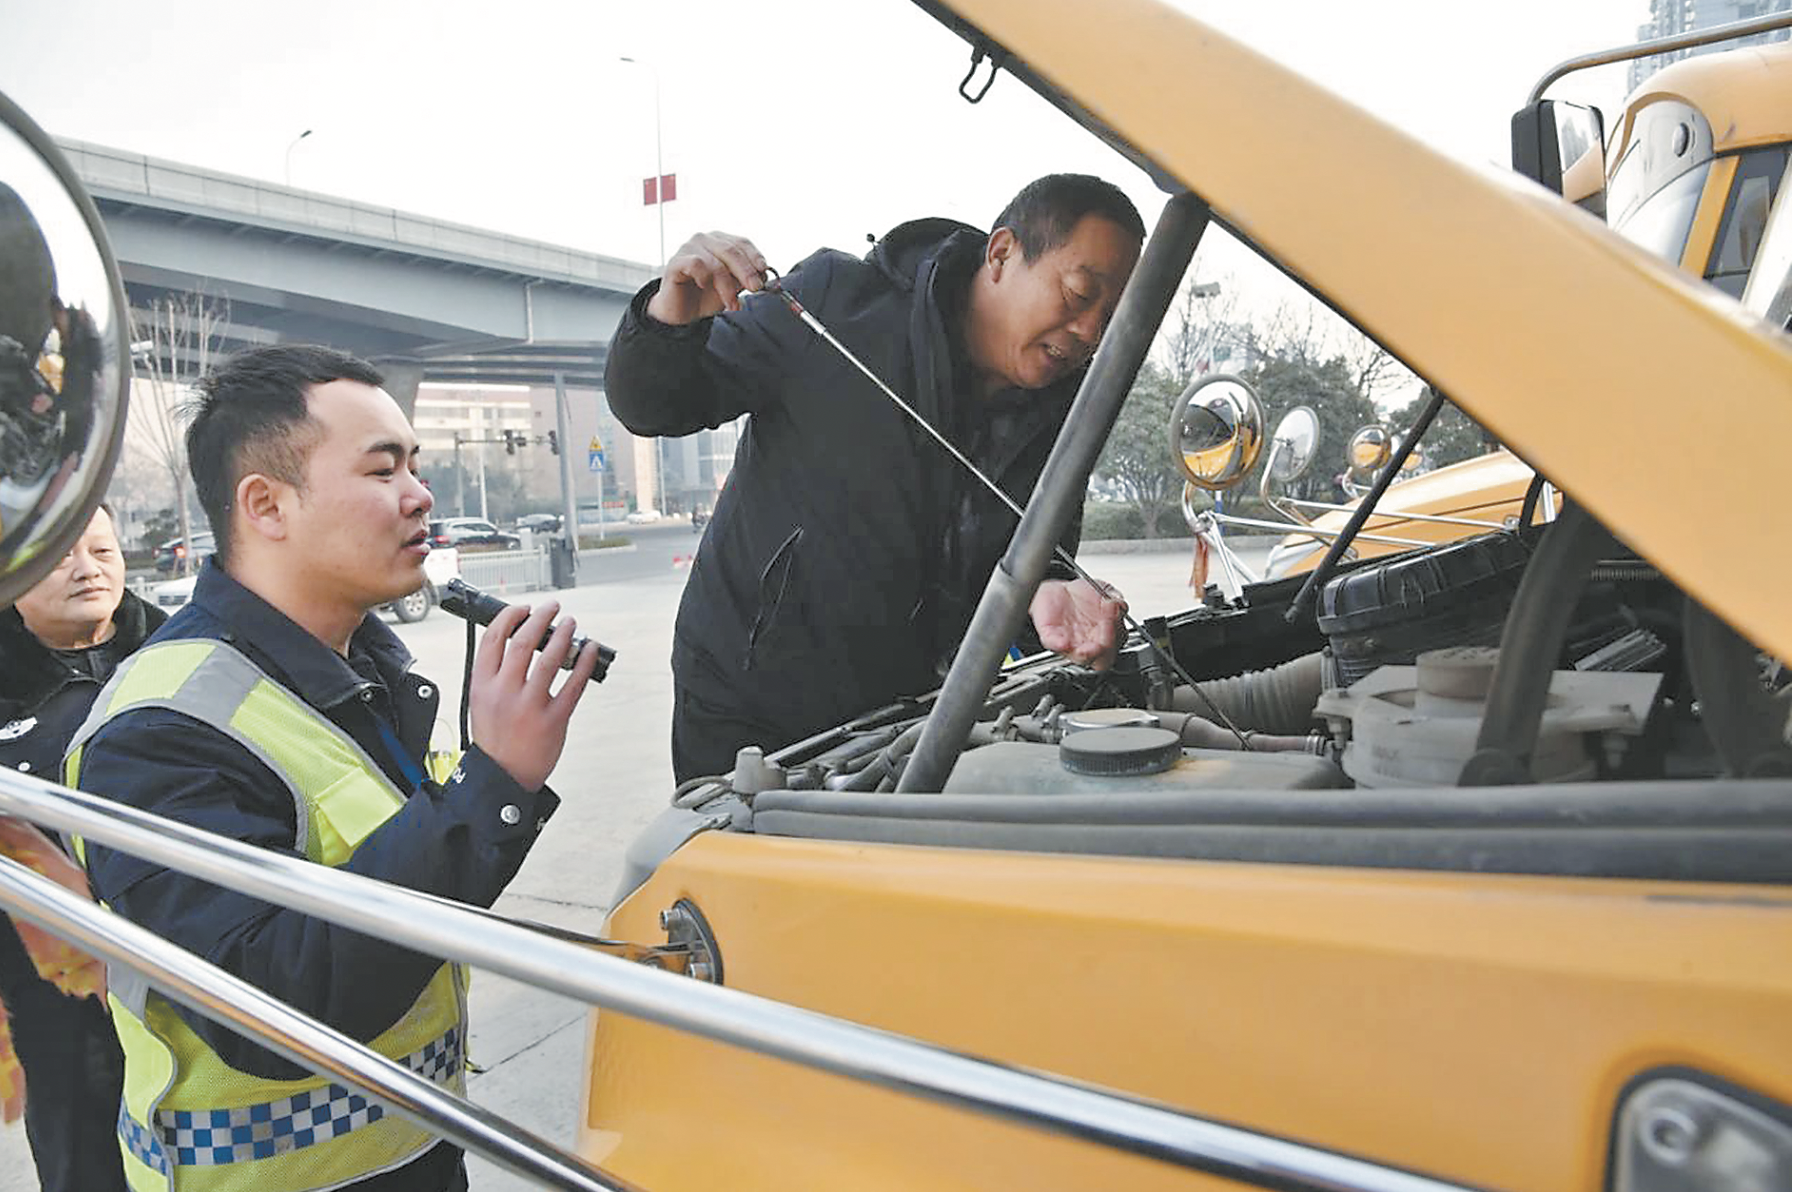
467, 600, 599, 791
1029, 578, 1127, 671
646, 232, 771, 325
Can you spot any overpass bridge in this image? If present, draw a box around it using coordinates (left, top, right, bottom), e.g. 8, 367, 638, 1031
58, 139, 656, 402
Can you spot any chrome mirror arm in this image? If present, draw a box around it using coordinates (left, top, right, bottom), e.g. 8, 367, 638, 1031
1258, 441, 1314, 528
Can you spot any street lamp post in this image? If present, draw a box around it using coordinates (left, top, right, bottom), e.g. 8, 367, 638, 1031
618, 57, 665, 268
284, 129, 313, 187
619, 55, 673, 516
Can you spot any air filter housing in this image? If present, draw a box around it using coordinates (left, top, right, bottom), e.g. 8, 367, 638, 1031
1317, 531, 1530, 686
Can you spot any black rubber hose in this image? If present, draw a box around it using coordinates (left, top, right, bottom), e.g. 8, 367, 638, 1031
1459, 503, 1616, 785
1518, 472, 1547, 529
1683, 599, 1791, 777
1168, 652, 1325, 736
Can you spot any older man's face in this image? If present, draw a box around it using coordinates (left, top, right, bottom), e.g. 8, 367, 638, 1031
15, 506, 126, 647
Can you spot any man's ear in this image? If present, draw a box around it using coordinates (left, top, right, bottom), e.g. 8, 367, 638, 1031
986, 227, 1017, 280
235, 472, 294, 546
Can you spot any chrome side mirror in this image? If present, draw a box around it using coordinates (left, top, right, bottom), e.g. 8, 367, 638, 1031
1345, 424, 1391, 483
0, 91, 129, 607
1266, 405, 1320, 484
1169, 375, 1263, 491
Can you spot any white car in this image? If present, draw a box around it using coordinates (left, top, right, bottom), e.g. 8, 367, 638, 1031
146, 571, 198, 611
145, 546, 459, 623
625, 509, 662, 525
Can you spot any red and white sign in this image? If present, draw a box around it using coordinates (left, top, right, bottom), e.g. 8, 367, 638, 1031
642, 173, 678, 205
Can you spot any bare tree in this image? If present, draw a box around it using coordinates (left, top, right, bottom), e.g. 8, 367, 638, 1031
129, 292, 229, 573
106, 440, 176, 550
1157, 271, 1244, 386
1339, 332, 1419, 411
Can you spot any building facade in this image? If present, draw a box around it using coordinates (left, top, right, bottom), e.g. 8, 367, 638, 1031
1629, 0, 1791, 89
413, 383, 741, 526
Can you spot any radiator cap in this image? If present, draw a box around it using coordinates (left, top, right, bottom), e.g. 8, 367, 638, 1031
1059, 726, 1182, 777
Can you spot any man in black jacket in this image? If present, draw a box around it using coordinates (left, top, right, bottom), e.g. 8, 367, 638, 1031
71, 346, 601, 1190
0, 502, 156, 1192
606, 174, 1143, 780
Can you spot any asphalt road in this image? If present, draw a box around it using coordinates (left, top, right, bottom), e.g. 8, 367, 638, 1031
0, 528, 1264, 1190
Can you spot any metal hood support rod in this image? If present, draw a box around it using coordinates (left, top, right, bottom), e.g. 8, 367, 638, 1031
899, 192, 1212, 793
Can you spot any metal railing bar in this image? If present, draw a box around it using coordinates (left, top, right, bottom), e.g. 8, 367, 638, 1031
0, 853, 632, 1192
1275, 499, 1506, 531
1207, 511, 1434, 548
0, 769, 1483, 1192
1529, 11, 1793, 101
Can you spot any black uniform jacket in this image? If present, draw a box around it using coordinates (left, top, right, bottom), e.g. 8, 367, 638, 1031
74, 562, 560, 1083
0, 589, 166, 778
606, 218, 1084, 757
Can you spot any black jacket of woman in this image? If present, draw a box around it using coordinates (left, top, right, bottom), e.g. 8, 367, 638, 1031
0, 587, 164, 1192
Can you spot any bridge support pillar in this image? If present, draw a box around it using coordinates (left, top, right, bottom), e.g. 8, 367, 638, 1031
379, 360, 425, 422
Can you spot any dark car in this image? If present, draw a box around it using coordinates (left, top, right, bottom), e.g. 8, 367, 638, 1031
427, 518, 520, 550
153, 532, 215, 575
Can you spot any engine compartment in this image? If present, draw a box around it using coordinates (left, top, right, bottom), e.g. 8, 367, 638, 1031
643, 523, 1790, 895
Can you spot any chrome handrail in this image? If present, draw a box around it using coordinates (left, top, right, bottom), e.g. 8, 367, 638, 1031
0, 769, 1481, 1192
1529, 10, 1793, 102
0, 853, 630, 1192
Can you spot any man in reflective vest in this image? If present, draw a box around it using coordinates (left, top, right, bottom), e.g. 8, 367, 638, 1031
65, 344, 601, 1191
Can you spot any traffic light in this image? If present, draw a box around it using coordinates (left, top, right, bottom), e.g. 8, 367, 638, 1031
504, 430, 518, 456
547, 430, 559, 455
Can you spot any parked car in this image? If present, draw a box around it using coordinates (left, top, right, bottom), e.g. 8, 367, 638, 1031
153, 531, 214, 575
624, 509, 661, 525
515, 513, 562, 534
146, 571, 198, 610
147, 545, 459, 623
427, 517, 519, 549
388, 544, 460, 623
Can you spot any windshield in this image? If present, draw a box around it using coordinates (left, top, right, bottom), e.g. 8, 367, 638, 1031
1607, 97, 1716, 266
1706, 145, 1791, 298
1611, 161, 1710, 264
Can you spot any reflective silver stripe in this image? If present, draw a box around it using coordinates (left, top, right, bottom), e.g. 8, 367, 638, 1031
118, 1097, 172, 1177
65, 641, 402, 857
149, 1025, 463, 1168
109, 964, 150, 1018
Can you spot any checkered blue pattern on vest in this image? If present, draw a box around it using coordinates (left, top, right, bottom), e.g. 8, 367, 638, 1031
119, 1025, 463, 1171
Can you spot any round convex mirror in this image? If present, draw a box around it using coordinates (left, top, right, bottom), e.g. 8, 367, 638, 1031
0, 91, 128, 607
1169, 374, 1264, 491
1267, 405, 1320, 483
1346, 425, 1391, 481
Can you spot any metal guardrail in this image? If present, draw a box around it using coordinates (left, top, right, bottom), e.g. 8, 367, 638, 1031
456, 546, 551, 595
0, 767, 1481, 1192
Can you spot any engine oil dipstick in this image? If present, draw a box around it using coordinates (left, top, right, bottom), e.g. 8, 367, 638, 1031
756, 271, 1250, 748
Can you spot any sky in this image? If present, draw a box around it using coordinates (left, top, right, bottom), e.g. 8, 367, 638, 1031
7, 0, 1652, 278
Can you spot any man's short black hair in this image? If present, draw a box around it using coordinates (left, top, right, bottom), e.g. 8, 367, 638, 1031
185, 344, 383, 565
991, 174, 1146, 261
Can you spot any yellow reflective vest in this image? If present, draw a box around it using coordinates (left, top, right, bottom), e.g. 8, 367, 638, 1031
66, 639, 467, 1192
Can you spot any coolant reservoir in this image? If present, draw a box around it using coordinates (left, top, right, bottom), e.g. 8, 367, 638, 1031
1314, 647, 1660, 788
